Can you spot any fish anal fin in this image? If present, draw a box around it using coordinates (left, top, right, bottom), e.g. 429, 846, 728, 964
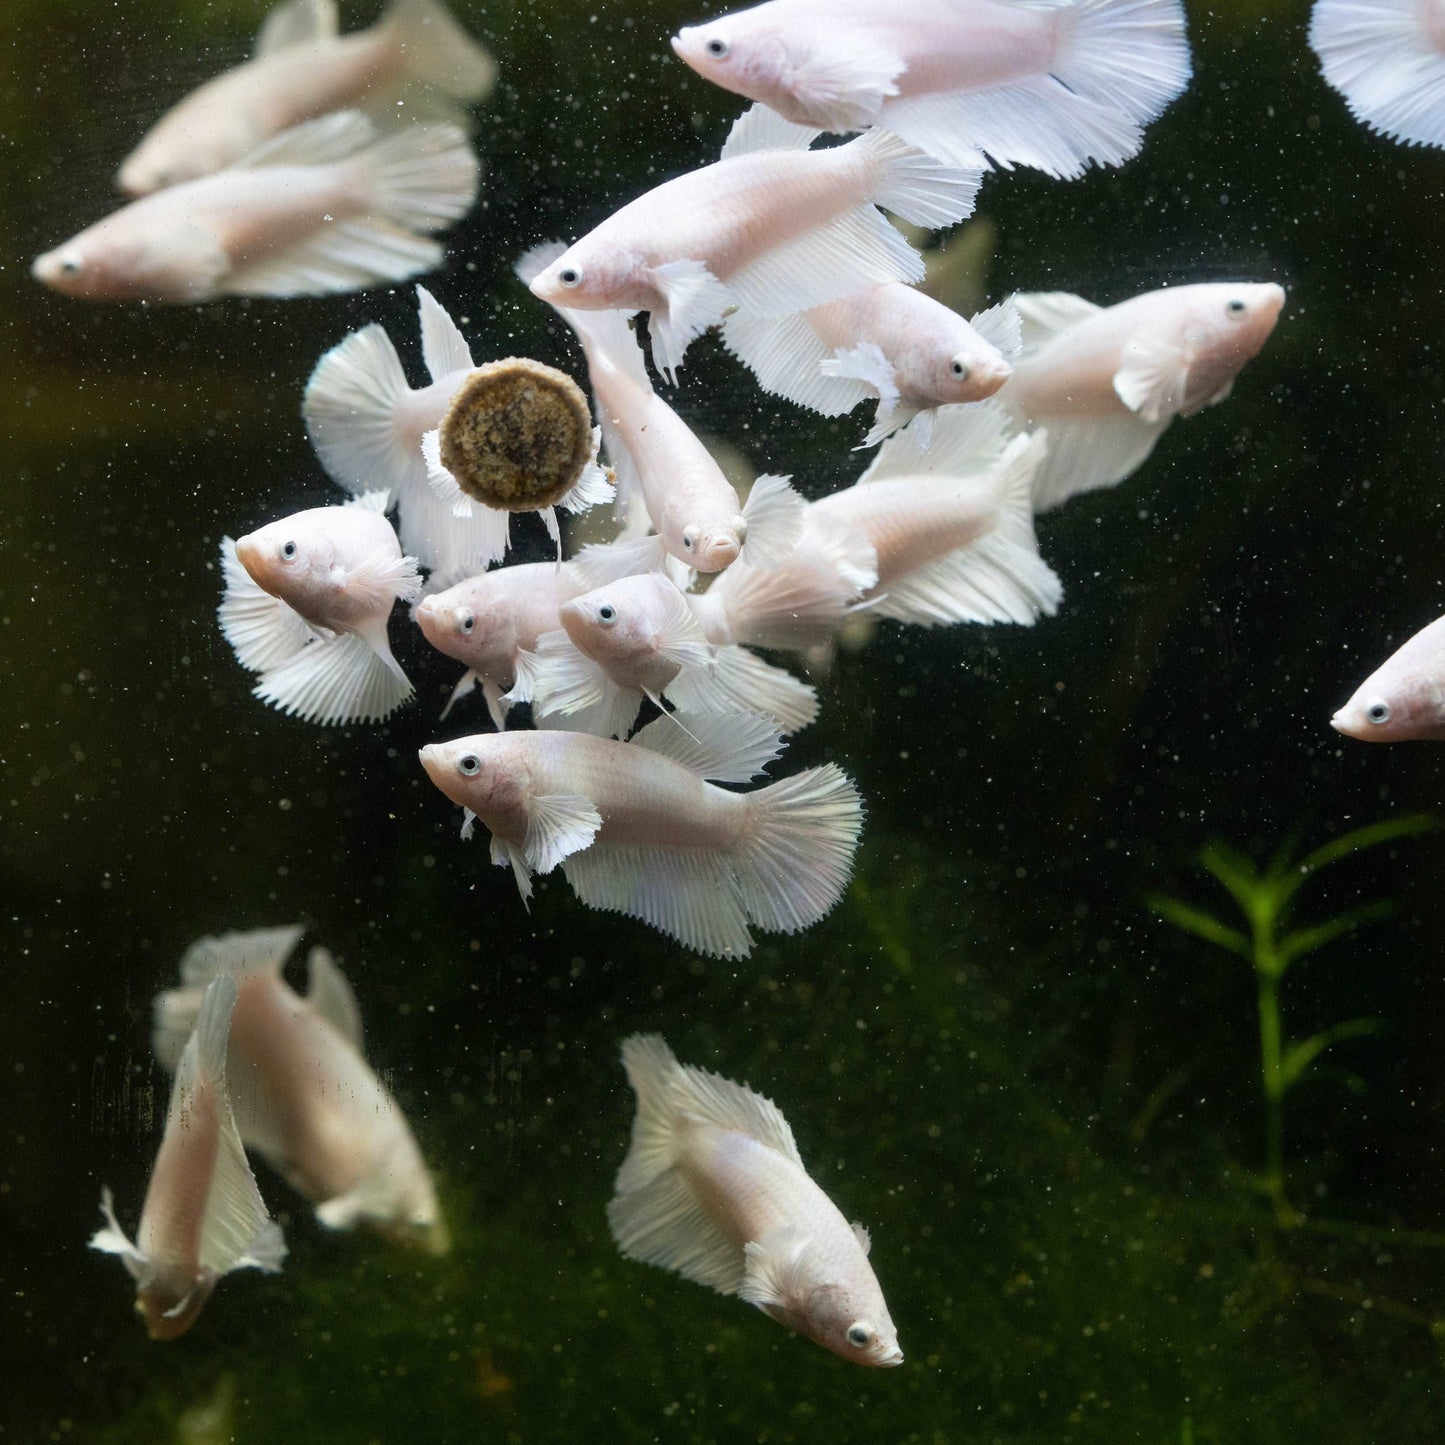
667, 645, 818, 735
253, 633, 413, 726
607, 1162, 744, 1295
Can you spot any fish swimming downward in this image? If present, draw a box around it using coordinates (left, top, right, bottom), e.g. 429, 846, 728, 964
672, 0, 1192, 178
608, 1034, 902, 1366
91, 977, 286, 1340
526, 102, 980, 381
1332, 613, 1445, 743
414, 561, 587, 726
519, 570, 820, 739
152, 926, 447, 1252
996, 283, 1286, 510
116, 0, 495, 195
219, 491, 421, 726
1309, 0, 1445, 150
723, 282, 1019, 447
419, 714, 862, 957
519, 252, 804, 579
33, 112, 478, 303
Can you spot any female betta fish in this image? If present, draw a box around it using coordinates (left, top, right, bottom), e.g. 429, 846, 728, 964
609, 1034, 902, 1367
33, 112, 478, 305
1332, 613, 1445, 743
996, 283, 1286, 509
116, 0, 494, 196
91, 977, 286, 1340
219, 492, 421, 726
525, 103, 979, 381
152, 926, 447, 1252
419, 714, 862, 958
672, 0, 1191, 179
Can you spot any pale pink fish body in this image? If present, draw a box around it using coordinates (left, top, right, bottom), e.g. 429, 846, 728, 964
118, 0, 495, 194
91, 978, 285, 1340
526, 105, 978, 379
152, 927, 446, 1251
609, 1035, 902, 1366
1332, 614, 1445, 742
419, 715, 862, 957
414, 562, 585, 725
34, 113, 478, 304
673, 0, 1192, 177
998, 283, 1286, 509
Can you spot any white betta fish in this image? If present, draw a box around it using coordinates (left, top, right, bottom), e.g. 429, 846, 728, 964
219, 491, 421, 726
414, 561, 587, 726
997, 283, 1286, 510
518, 572, 819, 739
32, 112, 478, 304
152, 926, 447, 1253
91, 977, 286, 1340
1310, 0, 1445, 149
520, 253, 804, 577
609, 1034, 902, 1367
723, 284, 1019, 446
672, 0, 1191, 179
419, 715, 862, 958
526, 103, 980, 380
117, 0, 495, 196
1332, 614, 1445, 743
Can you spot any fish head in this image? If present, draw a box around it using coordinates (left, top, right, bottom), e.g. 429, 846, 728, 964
559, 575, 667, 667
1184, 282, 1287, 387
769, 1272, 903, 1369
1331, 618, 1445, 742
115, 113, 251, 196
527, 238, 633, 312
419, 736, 529, 831
679, 517, 745, 574
31, 239, 110, 301
135, 1271, 217, 1341
235, 515, 334, 608
415, 582, 514, 668
33, 220, 228, 303
116, 142, 201, 198
932, 343, 1013, 403
672, 20, 788, 110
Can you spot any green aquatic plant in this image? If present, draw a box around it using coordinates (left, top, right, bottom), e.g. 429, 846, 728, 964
1148, 815, 1434, 1225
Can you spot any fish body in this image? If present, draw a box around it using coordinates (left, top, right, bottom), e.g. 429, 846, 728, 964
414, 561, 585, 726
91, 978, 286, 1339
673, 0, 1191, 177
34, 112, 478, 303
527, 105, 978, 379
152, 927, 446, 1251
419, 716, 862, 957
220, 492, 421, 725
118, 0, 494, 194
1332, 614, 1445, 742
723, 282, 1017, 445
998, 283, 1286, 508
609, 1035, 901, 1366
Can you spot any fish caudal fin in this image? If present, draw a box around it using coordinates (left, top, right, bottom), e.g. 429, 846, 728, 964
218, 537, 315, 673
384, 0, 496, 103
721, 310, 870, 417
1310, 0, 1445, 148
665, 645, 819, 735
418, 430, 514, 576
1054, 0, 1192, 127
253, 632, 414, 726
858, 127, 983, 228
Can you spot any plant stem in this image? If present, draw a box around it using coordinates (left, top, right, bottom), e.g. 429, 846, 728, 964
1252, 916, 1297, 1225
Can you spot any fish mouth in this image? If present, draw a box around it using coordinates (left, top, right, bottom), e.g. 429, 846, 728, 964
418, 745, 445, 788
878, 1345, 905, 1367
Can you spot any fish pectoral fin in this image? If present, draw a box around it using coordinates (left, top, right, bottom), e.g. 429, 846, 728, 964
1197, 376, 1234, 414
719, 103, 823, 161
90, 1187, 149, 1280
821, 341, 897, 410
851, 1220, 872, 1256
415, 284, 474, 381
344, 544, 423, 606
228, 110, 373, 171
737, 473, 805, 570
1009, 290, 1102, 358
647, 260, 732, 383
525, 630, 640, 740
489, 833, 534, 906
217, 536, 316, 674
523, 793, 603, 875
254, 0, 338, 57
439, 668, 479, 722
740, 1226, 816, 1312
969, 300, 1023, 364
1113, 333, 1191, 424
253, 632, 413, 726
631, 711, 782, 784
784, 45, 904, 133
305, 946, 363, 1052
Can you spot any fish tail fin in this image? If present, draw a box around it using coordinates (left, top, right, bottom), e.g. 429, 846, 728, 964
859, 127, 983, 229
384, 0, 496, 103
304, 324, 419, 496
1309, 0, 1445, 147
253, 633, 413, 726
1054, 0, 1192, 127
358, 121, 480, 238
734, 763, 863, 935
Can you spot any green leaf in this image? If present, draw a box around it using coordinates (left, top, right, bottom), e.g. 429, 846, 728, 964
1276, 900, 1396, 970
1289, 814, 1435, 893
1198, 841, 1271, 926
1281, 1017, 1387, 1089
1147, 894, 1250, 956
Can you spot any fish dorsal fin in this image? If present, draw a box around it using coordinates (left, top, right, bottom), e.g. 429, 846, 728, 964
632, 711, 782, 783
740, 1225, 816, 1311
720, 103, 823, 161
179, 924, 306, 988
416, 286, 474, 381
228, 111, 374, 171
737, 473, 805, 570
857, 399, 1011, 484
1113, 331, 1191, 424
305, 946, 363, 1053
255, 0, 338, 57
674, 1059, 803, 1163
523, 793, 603, 874
851, 1220, 872, 1255
969, 299, 1023, 363
1011, 290, 1101, 356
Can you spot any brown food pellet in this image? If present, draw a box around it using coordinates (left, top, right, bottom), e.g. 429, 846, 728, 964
438, 358, 594, 513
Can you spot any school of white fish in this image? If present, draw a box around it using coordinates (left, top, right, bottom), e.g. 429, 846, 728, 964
58, 0, 1445, 1366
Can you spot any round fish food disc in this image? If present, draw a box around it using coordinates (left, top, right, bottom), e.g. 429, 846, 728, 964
438, 358, 594, 512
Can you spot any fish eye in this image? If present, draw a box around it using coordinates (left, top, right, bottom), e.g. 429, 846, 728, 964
1227, 299, 1247, 315
458, 754, 481, 776
706, 36, 729, 58
682, 526, 700, 552
1366, 700, 1391, 724
846, 1324, 872, 1348
559, 267, 582, 288
281, 540, 298, 560
59, 256, 82, 276
598, 603, 617, 624
459, 610, 475, 633
951, 359, 970, 379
